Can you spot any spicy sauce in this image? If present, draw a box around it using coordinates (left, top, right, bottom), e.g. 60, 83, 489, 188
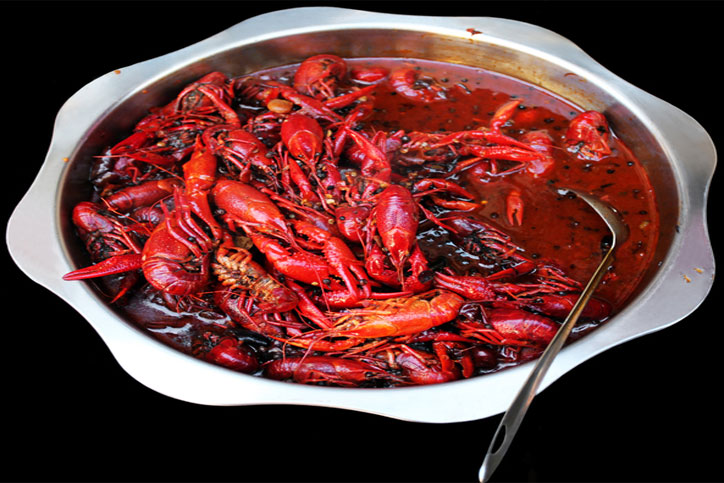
342, 58, 658, 311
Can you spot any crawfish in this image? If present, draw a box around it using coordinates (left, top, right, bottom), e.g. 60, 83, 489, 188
183, 137, 222, 239
411, 177, 480, 212
368, 184, 419, 282
254, 221, 371, 309
67, 202, 142, 264
159, 71, 240, 127
459, 307, 560, 347
245, 231, 342, 291
282, 290, 464, 352
193, 333, 259, 374
280, 113, 324, 164
293, 54, 347, 99
341, 127, 392, 186
564, 110, 612, 161
69, 204, 145, 257
334, 203, 371, 243
264, 356, 391, 387
212, 239, 299, 314
211, 179, 300, 249
105, 112, 216, 176
520, 130, 556, 177
389, 68, 447, 103
202, 125, 277, 183
102, 178, 182, 214
499, 293, 612, 320
391, 344, 461, 385
433, 272, 526, 301
141, 188, 215, 297
279, 113, 342, 207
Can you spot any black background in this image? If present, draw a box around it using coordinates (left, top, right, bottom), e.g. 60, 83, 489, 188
4, 1, 722, 482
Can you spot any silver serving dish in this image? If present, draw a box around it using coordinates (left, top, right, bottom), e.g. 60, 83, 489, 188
6, 7, 715, 423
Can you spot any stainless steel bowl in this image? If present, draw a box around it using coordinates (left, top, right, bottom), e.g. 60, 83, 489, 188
6, 7, 715, 423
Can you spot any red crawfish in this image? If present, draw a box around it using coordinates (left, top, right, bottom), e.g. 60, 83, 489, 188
293, 54, 348, 99
276, 146, 322, 206
363, 183, 451, 293
212, 239, 299, 314
389, 68, 447, 103
435, 271, 611, 320
157, 71, 240, 127
104, 109, 220, 178
421, 98, 553, 176
192, 333, 259, 374
182, 137, 222, 239
211, 179, 300, 249
279, 113, 343, 208
440, 214, 536, 277
564, 110, 612, 161
280, 290, 464, 352
391, 343, 462, 385
287, 222, 372, 308
434, 272, 528, 301
264, 356, 391, 387
350, 66, 389, 84
281, 113, 324, 169
202, 125, 277, 183
520, 130, 556, 177
245, 231, 342, 291
411, 177, 480, 213
498, 293, 612, 320
368, 184, 419, 284
141, 189, 215, 297
341, 127, 392, 186
102, 178, 182, 214
365, 243, 433, 294
213, 286, 285, 337
459, 307, 560, 347
334, 203, 371, 243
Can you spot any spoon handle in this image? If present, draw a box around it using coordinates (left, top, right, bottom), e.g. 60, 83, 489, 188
478, 247, 616, 482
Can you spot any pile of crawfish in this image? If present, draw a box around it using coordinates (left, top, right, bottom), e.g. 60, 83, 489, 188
64, 55, 615, 387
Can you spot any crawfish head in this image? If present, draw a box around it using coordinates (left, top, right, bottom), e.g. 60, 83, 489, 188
374, 184, 419, 273
389, 68, 448, 103
281, 113, 324, 165
194, 334, 259, 374
211, 179, 295, 245
335, 204, 371, 242
564, 110, 612, 160
293, 54, 347, 99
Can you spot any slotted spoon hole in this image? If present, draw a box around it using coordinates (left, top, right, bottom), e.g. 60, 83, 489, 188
490, 424, 507, 455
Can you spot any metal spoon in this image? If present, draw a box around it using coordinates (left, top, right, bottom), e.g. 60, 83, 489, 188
478, 188, 629, 483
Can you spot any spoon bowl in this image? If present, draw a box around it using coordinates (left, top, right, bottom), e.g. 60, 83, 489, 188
563, 188, 630, 247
